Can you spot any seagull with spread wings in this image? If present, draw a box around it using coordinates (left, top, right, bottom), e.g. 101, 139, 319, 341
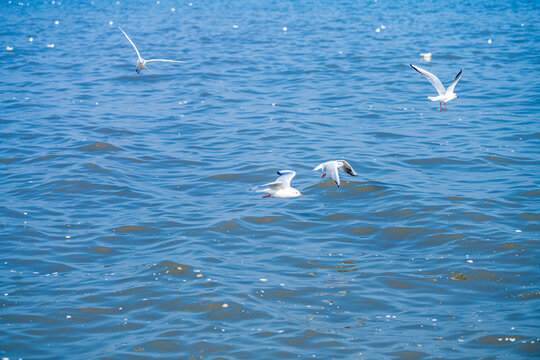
410, 64, 462, 112
313, 160, 357, 187
119, 27, 185, 73
256, 170, 303, 198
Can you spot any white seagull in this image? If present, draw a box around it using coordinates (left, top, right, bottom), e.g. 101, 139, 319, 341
256, 170, 303, 198
410, 64, 462, 112
313, 160, 357, 187
419, 52, 432, 62
119, 27, 185, 73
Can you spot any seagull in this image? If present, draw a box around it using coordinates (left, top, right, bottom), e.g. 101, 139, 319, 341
419, 52, 432, 62
119, 27, 185, 73
410, 64, 462, 112
256, 170, 303, 198
313, 160, 357, 187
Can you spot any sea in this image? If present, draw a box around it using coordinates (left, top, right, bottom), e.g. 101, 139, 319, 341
1, 0, 539, 359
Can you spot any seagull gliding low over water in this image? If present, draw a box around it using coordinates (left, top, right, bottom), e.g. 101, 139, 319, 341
119, 27, 185, 73
257, 170, 303, 198
410, 64, 462, 112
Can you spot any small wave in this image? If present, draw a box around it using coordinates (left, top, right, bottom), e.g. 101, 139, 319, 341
0, 158, 22, 163
483, 155, 538, 165
503, 132, 540, 141
406, 157, 474, 166
118, 157, 145, 163
520, 189, 540, 197
324, 213, 353, 221
519, 291, 540, 299
368, 131, 411, 139
26, 155, 58, 163
86, 246, 113, 254
244, 216, 280, 223
350, 227, 377, 234
95, 128, 136, 135
382, 227, 433, 241
78, 307, 118, 314
209, 220, 250, 235
206, 174, 242, 181
149, 260, 191, 275
75, 142, 123, 151
113, 226, 158, 233
473, 335, 529, 344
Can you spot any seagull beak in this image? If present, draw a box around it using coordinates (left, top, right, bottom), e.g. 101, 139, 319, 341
299, 194, 304, 197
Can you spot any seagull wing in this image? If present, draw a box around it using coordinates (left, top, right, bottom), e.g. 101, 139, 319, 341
446, 69, 463, 94
256, 181, 284, 192
313, 161, 331, 171
146, 59, 185, 63
264, 182, 285, 190
313, 163, 325, 171
275, 170, 296, 187
326, 162, 341, 187
119, 27, 141, 60
410, 64, 445, 96
339, 160, 358, 176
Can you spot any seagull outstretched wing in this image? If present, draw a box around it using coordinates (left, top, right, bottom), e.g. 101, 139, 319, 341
146, 59, 185, 63
410, 64, 445, 96
119, 27, 142, 60
446, 69, 463, 94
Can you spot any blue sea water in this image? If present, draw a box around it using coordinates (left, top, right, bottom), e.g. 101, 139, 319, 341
1, 0, 539, 358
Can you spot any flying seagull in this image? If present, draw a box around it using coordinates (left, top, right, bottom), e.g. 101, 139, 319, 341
256, 170, 303, 198
313, 160, 357, 187
119, 27, 185, 73
410, 64, 462, 112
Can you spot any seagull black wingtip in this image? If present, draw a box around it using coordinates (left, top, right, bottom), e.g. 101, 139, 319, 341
410, 64, 421, 73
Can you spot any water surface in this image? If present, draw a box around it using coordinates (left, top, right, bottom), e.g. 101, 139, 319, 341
1, 0, 539, 359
